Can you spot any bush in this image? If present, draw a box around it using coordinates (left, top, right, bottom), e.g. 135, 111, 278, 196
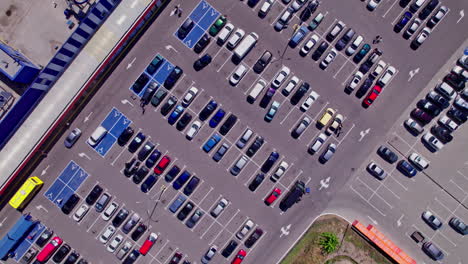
319, 232, 339, 254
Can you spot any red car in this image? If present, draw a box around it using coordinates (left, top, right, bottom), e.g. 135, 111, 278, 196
231, 249, 247, 264
169, 252, 183, 264
139, 233, 158, 255
264, 188, 281, 205
362, 85, 382, 107
154, 156, 171, 175
36, 236, 63, 262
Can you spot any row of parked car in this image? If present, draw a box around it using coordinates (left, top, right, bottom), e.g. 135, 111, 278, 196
405, 54, 467, 152
392, 0, 447, 49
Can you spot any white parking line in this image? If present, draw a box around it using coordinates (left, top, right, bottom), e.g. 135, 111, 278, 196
382, 1, 398, 18
349, 184, 387, 216
199, 186, 214, 205
336, 123, 355, 145
217, 56, 231, 73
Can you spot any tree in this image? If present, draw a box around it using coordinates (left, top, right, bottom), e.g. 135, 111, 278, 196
319, 232, 339, 254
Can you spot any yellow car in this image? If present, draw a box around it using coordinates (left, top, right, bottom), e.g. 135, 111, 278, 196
318, 108, 336, 128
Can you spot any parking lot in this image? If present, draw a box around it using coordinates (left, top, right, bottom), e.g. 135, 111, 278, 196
1, 0, 467, 263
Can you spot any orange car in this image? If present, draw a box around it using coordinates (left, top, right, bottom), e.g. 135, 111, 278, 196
36, 236, 63, 262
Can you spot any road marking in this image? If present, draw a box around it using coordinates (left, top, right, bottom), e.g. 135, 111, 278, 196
349, 184, 386, 216
280, 224, 291, 237
457, 9, 464, 23
358, 128, 370, 142
382, 0, 398, 18
319, 177, 330, 190
78, 152, 91, 160
367, 215, 378, 225
397, 214, 404, 227
408, 67, 420, 82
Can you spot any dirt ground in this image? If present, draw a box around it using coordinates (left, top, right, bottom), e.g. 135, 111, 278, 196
280, 214, 392, 264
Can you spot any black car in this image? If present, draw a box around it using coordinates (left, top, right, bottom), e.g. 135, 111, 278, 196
64, 251, 79, 264
253, 51, 273, 73
138, 141, 155, 161
160, 96, 178, 116
141, 173, 158, 193
259, 88, 275, 108
124, 159, 140, 177
447, 107, 467, 124
128, 132, 146, 153
335, 28, 355, 51
199, 100, 218, 121
131, 224, 147, 241
219, 114, 238, 135
177, 18, 194, 39
426, 92, 449, 109
62, 194, 80, 215
221, 240, 238, 258
417, 99, 441, 117
299, 1, 319, 21
194, 34, 211, 54
36, 229, 54, 247
419, 0, 439, 20
164, 66, 183, 90
146, 149, 161, 168
132, 74, 149, 93
77, 259, 88, 264
176, 113, 192, 131
53, 244, 71, 263
443, 73, 465, 91
85, 185, 103, 205
261, 152, 280, 173
248, 173, 265, 191
118, 127, 135, 146
355, 78, 373, 98
165, 165, 181, 182
141, 83, 157, 105
431, 125, 453, 143
311, 41, 329, 61
177, 202, 195, 221
183, 176, 200, 196
213, 143, 229, 162
151, 89, 168, 107
246, 136, 264, 157
399, 0, 411, 7
193, 54, 212, 71
290, 82, 310, 105
112, 208, 130, 227
133, 166, 150, 184
245, 228, 263, 248
377, 146, 398, 164
123, 249, 140, 264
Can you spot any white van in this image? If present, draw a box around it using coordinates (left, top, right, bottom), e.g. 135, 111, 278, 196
378, 66, 396, 87
217, 23, 234, 45
247, 79, 267, 104
87, 126, 107, 147
233, 32, 259, 61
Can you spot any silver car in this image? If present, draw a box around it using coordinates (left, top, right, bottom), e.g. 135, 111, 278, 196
320, 143, 337, 163
122, 213, 140, 234
64, 128, 82, 148
236, 219, 254, 240
116, 241, 133, 260
210, 198, 228, 218
201, 245, 218, 264
367, 162, 387, 180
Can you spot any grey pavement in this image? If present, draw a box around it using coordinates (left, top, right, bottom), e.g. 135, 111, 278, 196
1, 0, 468, 264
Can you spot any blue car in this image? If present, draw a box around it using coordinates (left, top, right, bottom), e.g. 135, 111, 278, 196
141, 173, 158, 193
203, 134, 222, 153
173, 170, 191, 190
169, 194, 187, 213
289, 26, 309, 48
209, 109, 226, 128
397, 160, 417, 177
145, 149, 161, 168
353, 44, 371, 63
168, 105, 184, 125
394, 11, 412, 33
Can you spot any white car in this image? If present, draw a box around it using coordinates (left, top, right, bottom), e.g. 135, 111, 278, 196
201, 246, 218, 264
274, 8, 293, 31
99, 225, 116, 243
454, 95, 468, 111
271, 161, 289, 182
308, 133, 327, 154
366, 0, 381, 11
320, 49, 337, 69
281, 76, 299, 96
102, 201, 118, 221
300, 91, 319, 112
227, 28, 245, 49
229, 64, 248, 86
291, 0, 307, 11
182, 86, 199, 107
412, 27, 431, 48
346, 72, 364, 93
438, 115, 458, 131
107, 234, 123, 253
186, 121, 202, 140
272, 66, 291, 89
236, 219, 254, 240
370, 60, 386, 79
428, 5, 448, 27
367, 162, 387, 180
326, 114, 344, 135
422, 132, 444, 151
404, 18, 421, 38
73, 204, 89, 222
259, 0, 274, 17
408, 153, 429, 170
300, 34, 319, 55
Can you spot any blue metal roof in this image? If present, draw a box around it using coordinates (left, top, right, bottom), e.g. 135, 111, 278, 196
0, 214, 37, 260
